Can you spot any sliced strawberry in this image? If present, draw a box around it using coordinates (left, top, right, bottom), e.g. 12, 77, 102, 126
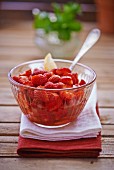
31, 74, 48, 86
55, 82, 64, 89
34, 90, 49, 103
74, 89, 84, 101
60, 91, 75, 102
48, 75, 60, 83
44, 72, 53, 79
13, 76, 29, 85
72, 73, 79, 85
13, 76, 20, 83
44, 82, 56, 89
79, 79, 86, 85
60, 76, 73, 86
27, 89, 34, 99
51, 68, 57, 74
32, 68, 47, 75
19, 69, 32, 77
46, 92, 62, 111
56, 68, 71, 76
45, 82, 64, 89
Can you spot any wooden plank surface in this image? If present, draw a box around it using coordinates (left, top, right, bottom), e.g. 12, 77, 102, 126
0, 19, 114, 169
0, 158, 114, 170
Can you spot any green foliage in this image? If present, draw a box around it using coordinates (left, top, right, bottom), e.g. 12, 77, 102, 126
33, 2, 82, 41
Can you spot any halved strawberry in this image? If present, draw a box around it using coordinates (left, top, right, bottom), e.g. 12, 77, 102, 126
46, 92, 62, 111
48, 75, 60, 83
44, 72, 53, 79
74, 89, 84, 102
55, 82, 65, 89
79, 79, 86, 86
44, 82, 56, 89
13, 76, 29, 85
60, 91, 75, 103
31, 74, 48, 86
32, 68, 47, 75
60, 76, 73, 86
72, 73, 79, 85
34, 90, 49, 103
19, 69, 32, 77
56, 68, 71, 76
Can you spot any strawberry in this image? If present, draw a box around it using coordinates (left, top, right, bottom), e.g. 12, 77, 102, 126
55, 82, 64, 89
51, 68, 57, 74
13, 76, 20, 83
65, 73, 79, 85
60, 91, 75, 102
55, 68, 71, 76
34, 90, 49, 103
46, 92, 62, 111
45, 82, 64, 89
19, 69, 32, 77
60, 76, 73, 86
32, 68, 47, 75
27, 89, 34, 99
48, 75, 60, 83
44, 72, 53, 79
31, 74, 48, 86
74, 89, 84, 101
44, 82, 56, 89
72, 73, 79, 85
13, 76, 29, 85
79, 79, 86, 86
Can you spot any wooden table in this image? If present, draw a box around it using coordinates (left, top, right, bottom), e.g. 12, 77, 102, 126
0, 19, 114, 169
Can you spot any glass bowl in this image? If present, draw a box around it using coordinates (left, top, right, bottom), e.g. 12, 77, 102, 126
8, 59, 96, 128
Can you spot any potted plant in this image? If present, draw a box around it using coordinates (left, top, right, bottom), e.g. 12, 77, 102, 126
32, 2, 82, 59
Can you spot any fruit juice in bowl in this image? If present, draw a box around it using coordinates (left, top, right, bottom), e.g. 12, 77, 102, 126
8, 54, 96, 128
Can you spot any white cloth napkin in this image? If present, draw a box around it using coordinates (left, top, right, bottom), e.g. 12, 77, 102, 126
20, 84, 102, 141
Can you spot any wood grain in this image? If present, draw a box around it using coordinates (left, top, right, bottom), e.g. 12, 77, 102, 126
0, 158, 114, 170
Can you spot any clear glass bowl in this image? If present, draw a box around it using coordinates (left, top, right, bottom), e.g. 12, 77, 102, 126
35, 29, 79, 59
8, 59, 96, 128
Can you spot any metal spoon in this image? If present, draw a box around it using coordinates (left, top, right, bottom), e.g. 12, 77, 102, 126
69, 28, 101, 71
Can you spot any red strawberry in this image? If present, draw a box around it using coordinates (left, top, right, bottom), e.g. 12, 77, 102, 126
60, 91, 75, 102
65, 73, 79, 85
74, 90, 84, 101
44, 82, 56, 89
44, 72, 53, 79
79, 79, 86, 86
60, 76, 73, 86
48, 75, 60, 83
32, 68, 47, 75
72, 73, 79, 85
13, 76, 29, 85
45, 82, 64, 89
55, 82, 64, 89
19, 69, 32, 77
34, 90, 49, 103
46, 92, 62, 111
56, 68, 71, 76
13, 76, 20, 83
51, 68, 57, 74
31, 74, 48, 86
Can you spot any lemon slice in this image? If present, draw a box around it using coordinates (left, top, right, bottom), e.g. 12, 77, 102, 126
44, 53, 57, 71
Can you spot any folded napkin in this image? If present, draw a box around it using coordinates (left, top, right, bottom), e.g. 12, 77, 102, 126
17, 133, 101, 158
20, 84, 102, 141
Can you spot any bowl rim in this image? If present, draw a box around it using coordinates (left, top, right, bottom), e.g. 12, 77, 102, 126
8, 59, 96, 91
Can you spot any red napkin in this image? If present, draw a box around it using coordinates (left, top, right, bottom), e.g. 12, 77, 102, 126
17, 105, 102, 158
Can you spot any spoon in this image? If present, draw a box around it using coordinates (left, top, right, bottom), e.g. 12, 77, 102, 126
69, 28, 101, 71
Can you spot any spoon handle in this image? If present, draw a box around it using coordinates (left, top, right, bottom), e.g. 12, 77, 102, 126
69, 28, 101, 71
